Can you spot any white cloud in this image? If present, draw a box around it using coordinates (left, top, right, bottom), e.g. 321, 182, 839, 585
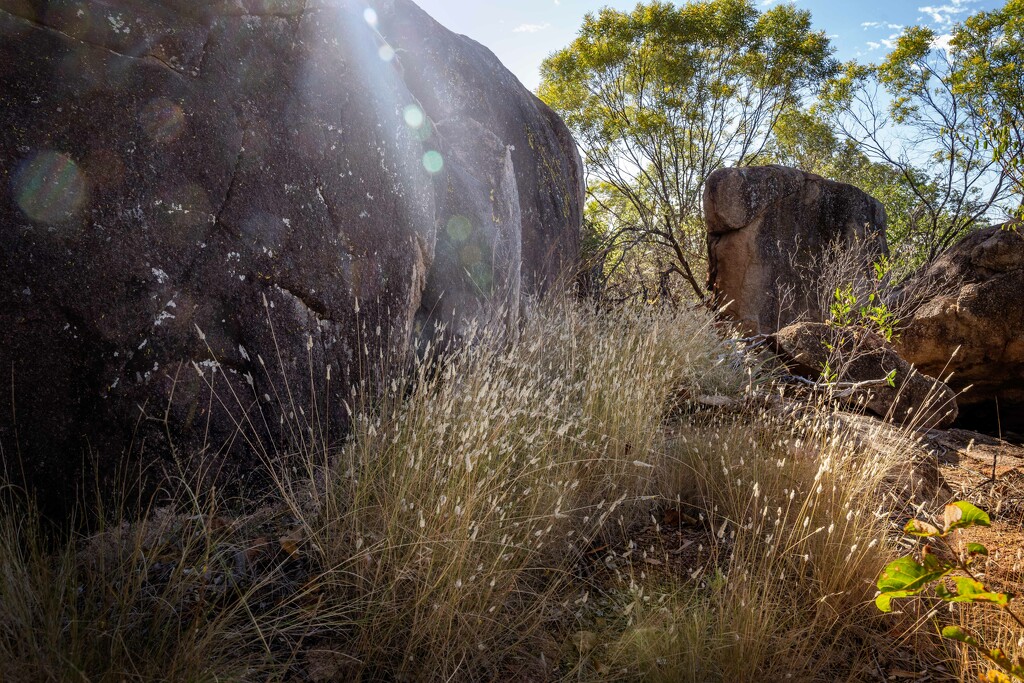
865, 30, 902, 52
932, 32, 954, 51
917, 0, 979, 27
861, 21, 903, 30
513, 22, 551, 33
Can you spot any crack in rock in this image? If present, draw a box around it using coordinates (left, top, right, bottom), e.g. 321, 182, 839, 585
0, 6, 196, 79
212, 138, 245, 233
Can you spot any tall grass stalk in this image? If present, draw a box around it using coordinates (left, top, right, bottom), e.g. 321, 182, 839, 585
0, 298, 955, 681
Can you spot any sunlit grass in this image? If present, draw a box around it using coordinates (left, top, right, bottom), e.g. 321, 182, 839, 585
0, 298, 974, 681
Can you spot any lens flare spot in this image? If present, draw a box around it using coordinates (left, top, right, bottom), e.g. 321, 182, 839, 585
446, 215, 473, 242
460, 244, 482, 267
363, 8, 378, 26
378, 43, 395, 62
470, 262, 493, 291
403, 104, 425, 130
140, 98, 185, 144
12, 150, 88, 224
422, 150, 444, 174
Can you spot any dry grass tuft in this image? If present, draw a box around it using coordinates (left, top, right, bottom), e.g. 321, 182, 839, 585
0, 298, 991, 681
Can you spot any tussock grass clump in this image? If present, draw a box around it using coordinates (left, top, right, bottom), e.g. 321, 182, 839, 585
304, 302, 745, 679
568, 401, 920, 682
0, 299, 949, 681
0, 490, 276, 681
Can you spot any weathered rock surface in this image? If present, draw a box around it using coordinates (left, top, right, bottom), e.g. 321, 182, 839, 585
925, 428, 1024, 478
0, 0, 582, 515
898, 225, 1024, 433
773, 322, 958, 429
705, 165, 888, 334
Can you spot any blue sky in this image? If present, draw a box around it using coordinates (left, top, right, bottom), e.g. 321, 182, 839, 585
414, 0, 1003, 92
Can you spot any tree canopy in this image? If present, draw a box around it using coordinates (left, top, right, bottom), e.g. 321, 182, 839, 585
539, 0, 837, 299
952, 0, 1024, 216
544, 0, 1023, 301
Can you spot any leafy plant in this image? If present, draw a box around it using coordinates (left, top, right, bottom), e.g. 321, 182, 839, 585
877, 501, 1024, 681
828, 285, 858, 328
539, 0, 838, 299
827, 283, 899, 342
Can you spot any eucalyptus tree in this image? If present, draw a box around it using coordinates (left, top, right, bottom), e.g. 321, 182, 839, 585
819, 2, 1021, 261
768, 107, 952, 270
952, 0, 1024, 218
539, 0, 837, 300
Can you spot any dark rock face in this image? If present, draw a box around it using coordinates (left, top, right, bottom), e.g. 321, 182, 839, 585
898, 225, 1024, 434
705, 165, 888, 334
0, 0, 583, 514
773, 322, 958, 429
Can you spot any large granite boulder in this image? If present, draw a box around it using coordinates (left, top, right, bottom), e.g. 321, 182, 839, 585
898, 225, 1024, 433
773, 322, 958, 430
705, 165, 888, 334
0, 0, 583, 515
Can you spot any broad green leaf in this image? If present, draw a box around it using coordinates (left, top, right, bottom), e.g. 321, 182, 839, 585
936, 577, 1013, 607
876, 556, 950, 611
941, 625, 981, 648
986, 648, 1017, 674
966, 542, 990, 557
874, 590, 923, 612
943, 501, 991, 533
921, 550, 951, 573
935, 582, 956, 600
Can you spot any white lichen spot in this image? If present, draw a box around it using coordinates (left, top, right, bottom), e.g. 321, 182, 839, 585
151, 268, 169, 284
107, 14, 130, 34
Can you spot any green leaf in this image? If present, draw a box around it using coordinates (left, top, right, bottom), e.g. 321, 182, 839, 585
942, 625, 981, 648
985, 648, 1018, 674
921, 550, 950, 573
966, 542, 990, 557
943, 501, 991, 533
904, 518, 941, 537
876, 555, 951, 611
935, 577, 1013, 607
